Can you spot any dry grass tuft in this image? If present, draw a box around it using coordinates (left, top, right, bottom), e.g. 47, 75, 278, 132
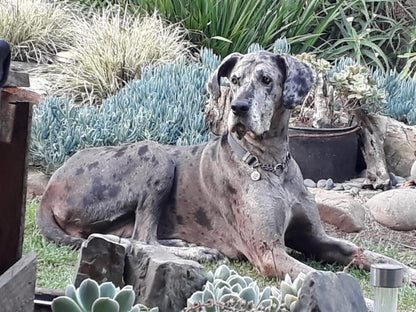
46, 7, 192, 105
0, 0, 77, 63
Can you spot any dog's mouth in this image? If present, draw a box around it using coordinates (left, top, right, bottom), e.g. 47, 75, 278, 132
230, 122, 247, 139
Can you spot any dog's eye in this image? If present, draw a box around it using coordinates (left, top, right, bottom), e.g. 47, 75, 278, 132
262, 76, 272, 85
231, 76, 239, 85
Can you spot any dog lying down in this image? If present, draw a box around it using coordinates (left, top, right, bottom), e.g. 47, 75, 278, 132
37, 51, 416, 283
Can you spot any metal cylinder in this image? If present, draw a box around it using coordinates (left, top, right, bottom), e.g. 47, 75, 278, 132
370, 263, 403, 288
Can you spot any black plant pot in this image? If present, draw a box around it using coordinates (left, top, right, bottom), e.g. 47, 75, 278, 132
288, 125, 365, 183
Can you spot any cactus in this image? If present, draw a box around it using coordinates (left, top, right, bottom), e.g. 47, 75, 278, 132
51, 279, 158, 312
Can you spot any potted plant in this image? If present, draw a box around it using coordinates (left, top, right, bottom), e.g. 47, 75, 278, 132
288, 53, 388, 188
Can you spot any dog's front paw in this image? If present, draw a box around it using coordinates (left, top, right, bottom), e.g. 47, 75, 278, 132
163, 244, 228, 263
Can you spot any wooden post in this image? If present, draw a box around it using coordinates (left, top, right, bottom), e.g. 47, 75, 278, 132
0, 252, 37, 312
0, 72, 33, 275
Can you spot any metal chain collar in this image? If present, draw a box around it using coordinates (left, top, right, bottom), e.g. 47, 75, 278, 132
242, 151, 291, 174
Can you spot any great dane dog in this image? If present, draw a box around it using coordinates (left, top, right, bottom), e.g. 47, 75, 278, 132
38, 51, 415, 282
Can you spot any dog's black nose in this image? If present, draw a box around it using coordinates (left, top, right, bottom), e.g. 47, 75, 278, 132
231, 101, 250, 116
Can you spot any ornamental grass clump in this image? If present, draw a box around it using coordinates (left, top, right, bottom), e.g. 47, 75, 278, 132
46, 7, 191, 105
0, 0, 77, 63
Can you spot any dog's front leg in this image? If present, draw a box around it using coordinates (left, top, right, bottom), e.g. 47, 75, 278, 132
252, 242, 315, 280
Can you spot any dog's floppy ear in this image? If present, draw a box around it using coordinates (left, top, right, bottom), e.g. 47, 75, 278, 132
276, 54, 314, 109
207, 52, 242, 101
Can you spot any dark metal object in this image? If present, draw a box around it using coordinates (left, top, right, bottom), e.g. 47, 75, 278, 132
288, 125, 364, 182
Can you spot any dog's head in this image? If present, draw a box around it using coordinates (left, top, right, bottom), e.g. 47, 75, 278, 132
206, 51, 313, 138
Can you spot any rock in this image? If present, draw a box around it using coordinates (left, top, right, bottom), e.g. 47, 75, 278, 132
396, 175, 407, 185
332, 184, 344, 191
317, 179, 327, 188
343, 182, 363, 190
411, 160, 416, 181
304, 179, 316, 188
125, 241, 208, 312
26, 169, 49, 200
373, 115, 416, 177
324, 178, 335, 190
74, 234, 132, 288
366, 189, 416, 231
347, 187, 361, 196
294, 271, 367, 312
389, 172, 398, 186
309, 189, 365, 232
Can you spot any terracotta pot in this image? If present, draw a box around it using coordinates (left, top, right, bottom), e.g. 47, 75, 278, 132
288, 125, 365, 182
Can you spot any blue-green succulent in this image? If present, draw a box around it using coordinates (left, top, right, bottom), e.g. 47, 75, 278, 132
185, 265, 305, 312
51, 279, 158, 312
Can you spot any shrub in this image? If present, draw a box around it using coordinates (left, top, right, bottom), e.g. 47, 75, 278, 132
127, 0, 414, 71
0, 0, 77, 63
30, 40, 416, 173
29, 49, 220, 173
316, 0, 416, 71
45, 7, 191, 105
134, 0, 346, 57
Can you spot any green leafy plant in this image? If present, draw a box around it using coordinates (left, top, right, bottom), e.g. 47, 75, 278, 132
134, 0, 347, 57
318, 0, 416, 71
0, 0, 78, 63
52, 279, 158, 312
45, 6, 191, 105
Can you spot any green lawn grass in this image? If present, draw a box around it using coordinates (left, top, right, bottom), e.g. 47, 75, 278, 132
24, 201, 416, 311
23, 201, 78, 289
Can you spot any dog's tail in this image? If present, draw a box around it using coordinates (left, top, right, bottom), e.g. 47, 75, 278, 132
36, 201, 84, 249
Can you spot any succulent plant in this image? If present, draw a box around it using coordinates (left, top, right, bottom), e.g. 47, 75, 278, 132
51, 279, 158, 312
186, 264, 282, 312
273, 39, 291, 55
277, 273, 306, 312
330, 64, 386, 108
29, 48, 219, 172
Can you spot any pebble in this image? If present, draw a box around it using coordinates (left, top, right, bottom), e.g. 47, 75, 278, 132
325, 178, 335, 190
389, 173, 406, 186
317, 179, 327, 188
389, 172, 398, 186
304, 179, 317, 188
333, 184, 344, 191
